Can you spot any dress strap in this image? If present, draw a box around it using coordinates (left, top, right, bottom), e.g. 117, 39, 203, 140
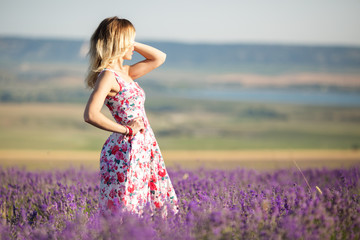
101, 68, 127, 85
100, 68, 119, 77
102, 68, 116, 74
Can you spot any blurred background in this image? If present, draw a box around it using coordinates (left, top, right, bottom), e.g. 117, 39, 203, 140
0, 0, 360, 170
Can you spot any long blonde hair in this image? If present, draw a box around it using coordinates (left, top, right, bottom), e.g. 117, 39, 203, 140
85, 17, 136, 89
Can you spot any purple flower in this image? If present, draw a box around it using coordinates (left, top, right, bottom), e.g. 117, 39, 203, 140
0, 166, 359, 239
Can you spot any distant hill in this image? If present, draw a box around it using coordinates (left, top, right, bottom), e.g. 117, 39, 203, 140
1, 36, 360, 74
0, 37, 87, 64
1, 36, 360, 103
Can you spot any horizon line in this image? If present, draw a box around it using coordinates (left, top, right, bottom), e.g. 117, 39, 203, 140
1, 34, 360, 48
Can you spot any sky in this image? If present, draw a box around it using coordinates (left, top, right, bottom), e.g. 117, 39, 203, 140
1, 0, 360, 46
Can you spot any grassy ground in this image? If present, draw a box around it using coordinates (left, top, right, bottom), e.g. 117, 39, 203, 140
0, 101, 359, 151
0, 101, 360, 170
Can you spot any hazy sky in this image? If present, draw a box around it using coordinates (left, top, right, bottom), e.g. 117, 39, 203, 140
1, 0, 360, 46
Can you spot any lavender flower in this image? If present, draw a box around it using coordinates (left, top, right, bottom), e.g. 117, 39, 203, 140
0, 165, 359, 239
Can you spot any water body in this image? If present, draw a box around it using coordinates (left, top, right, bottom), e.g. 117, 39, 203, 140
167, 88, 360, 107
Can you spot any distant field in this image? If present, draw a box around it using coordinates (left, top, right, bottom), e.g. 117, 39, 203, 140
1, 101, 360, 170
204, 72, 360, 89
0, 102, 359, 151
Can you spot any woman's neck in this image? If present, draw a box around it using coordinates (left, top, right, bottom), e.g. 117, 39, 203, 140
107, 58, 124, 72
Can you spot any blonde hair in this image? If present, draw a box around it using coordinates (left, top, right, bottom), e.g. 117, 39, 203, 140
85, 17, 136, 89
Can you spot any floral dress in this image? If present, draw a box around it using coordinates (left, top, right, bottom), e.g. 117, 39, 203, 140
98, 68, 179, 218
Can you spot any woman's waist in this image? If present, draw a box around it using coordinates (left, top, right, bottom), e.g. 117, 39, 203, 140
108, 124, 153, 145
112, 111, 149, 127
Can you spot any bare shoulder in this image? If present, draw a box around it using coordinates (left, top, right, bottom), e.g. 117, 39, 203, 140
97, 69, 114, 80
94, 70, 118, 90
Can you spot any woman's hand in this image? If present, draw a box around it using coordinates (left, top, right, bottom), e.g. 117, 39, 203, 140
127, 42, 166, 80
128, 117, 145, 135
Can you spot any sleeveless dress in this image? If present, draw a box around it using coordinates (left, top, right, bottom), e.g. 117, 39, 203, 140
98, 68, 179, 218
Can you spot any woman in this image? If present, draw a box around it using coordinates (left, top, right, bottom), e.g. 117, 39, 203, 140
83, 16, 179, 218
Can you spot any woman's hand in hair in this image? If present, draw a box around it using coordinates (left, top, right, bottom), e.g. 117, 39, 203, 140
127, 42, 166, 80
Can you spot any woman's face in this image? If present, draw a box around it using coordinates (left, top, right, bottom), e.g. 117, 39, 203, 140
123, 38, 135, 61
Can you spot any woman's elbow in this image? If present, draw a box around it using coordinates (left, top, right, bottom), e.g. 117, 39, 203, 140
160, 53, 166, 64
83, 111, 94, 124
156, 53, 166, 67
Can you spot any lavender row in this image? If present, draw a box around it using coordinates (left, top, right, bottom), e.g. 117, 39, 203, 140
0, 165, 359, 239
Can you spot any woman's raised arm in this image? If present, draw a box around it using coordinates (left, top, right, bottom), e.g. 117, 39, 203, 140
128, 42, 166, 80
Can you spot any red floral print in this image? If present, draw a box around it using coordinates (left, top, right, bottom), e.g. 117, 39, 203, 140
98, 68, 179, 218
154, 201, 161, 208
117, 172, 125, 182
149, 181, 157, 191
127, 184, 135, 193
111, 145, 120, 155
158, 169, 166, 177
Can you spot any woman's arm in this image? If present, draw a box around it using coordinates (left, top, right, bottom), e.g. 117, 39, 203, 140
128, 42, 166, 80
83, 71, 144, 134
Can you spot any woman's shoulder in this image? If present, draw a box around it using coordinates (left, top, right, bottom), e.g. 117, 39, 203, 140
95, 69, 119, 87
98, 68, 116, 80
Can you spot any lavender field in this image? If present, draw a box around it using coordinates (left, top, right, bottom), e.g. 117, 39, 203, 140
1, 165, 359, 240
